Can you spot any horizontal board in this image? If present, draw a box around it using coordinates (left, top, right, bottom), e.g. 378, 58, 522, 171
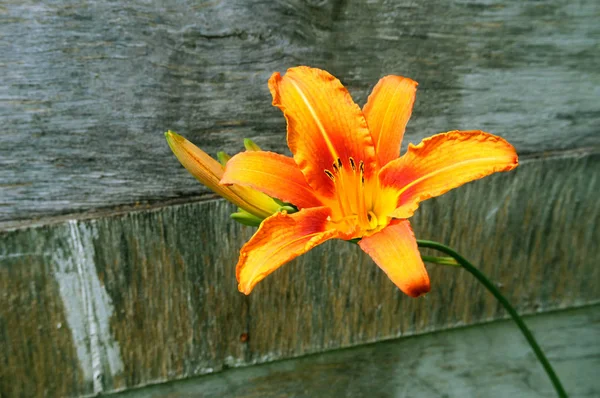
113, 305, 600, 398
1, 0, 599, 221
1, 151, 598, 397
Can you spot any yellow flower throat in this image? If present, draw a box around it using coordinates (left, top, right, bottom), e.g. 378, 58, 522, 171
323, 156, 383, 236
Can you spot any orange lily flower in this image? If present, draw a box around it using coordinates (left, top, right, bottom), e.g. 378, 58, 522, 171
221, 66, 518, 297
165, 130, 282, 222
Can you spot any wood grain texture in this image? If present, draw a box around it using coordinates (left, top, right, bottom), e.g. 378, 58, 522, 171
111, 305, 600, 398
0, 223, 93, 397
1, 151, 598, 397
1, 0, 599, 222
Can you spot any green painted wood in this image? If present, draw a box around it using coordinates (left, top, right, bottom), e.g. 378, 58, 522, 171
1, 0, 599, 222
1, 151, 598, 397
110, 305, 600, 398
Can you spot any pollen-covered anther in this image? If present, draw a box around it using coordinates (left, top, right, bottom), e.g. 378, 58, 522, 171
349, 157, 356, 171
359, 160, 365, 185
324, 169, 335, 181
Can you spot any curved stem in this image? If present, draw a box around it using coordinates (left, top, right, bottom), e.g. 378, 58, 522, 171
417, 239, 568, 398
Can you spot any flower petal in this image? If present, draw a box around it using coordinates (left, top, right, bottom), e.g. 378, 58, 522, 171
378, 131, 519, 219
221, 151, 322, 209
363, 76, 418, 166
237, 207, 341, 294
268, 66, 377, 199
165, 131, 280, 218
359, 219, 430, 297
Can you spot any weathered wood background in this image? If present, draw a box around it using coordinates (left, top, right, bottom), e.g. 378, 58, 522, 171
113, 306, 600, 398
2, 0, 599, 223
1, 0, 599, 397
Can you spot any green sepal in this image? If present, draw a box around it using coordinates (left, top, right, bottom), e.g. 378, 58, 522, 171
230, 208, 263, 227
272, 198, 299, 213
278, 205, 297, 214
243, 138, 262, 151
272, 198, 287, 206
217, 151, 231, 166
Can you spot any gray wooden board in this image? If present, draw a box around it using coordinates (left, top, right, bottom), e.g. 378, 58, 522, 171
1, 0, 599, 222
1, 151, 598, 397
109, 305, 600, 398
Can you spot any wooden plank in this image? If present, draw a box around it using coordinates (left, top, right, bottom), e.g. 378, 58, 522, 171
1, 0, 599, 221
0, 223, 93, 397
111, 305, 600, 398
1, 151, 598, 397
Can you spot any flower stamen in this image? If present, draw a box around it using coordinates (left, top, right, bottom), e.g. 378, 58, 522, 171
324, 169, 335, 181
331, 158, 354, 216
349, 157, 356, 171
325, 166, 352, 222
357, 160, 371, 228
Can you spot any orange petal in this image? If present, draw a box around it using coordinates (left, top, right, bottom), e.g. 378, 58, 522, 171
363, 76, 418, 166
359, 219, 430, 297
379, 131, 519, 219
165, 131, 279, 218
221, 151, 322, 209
268, 66, 377, 200
237, 207, 340, 294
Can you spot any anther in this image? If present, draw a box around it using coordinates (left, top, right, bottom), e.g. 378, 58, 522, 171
359, 161, 365, 174
337, 158, 342, 168
324, 169, 335, 181
349, 157, 356, 171
332, 162, 338, 173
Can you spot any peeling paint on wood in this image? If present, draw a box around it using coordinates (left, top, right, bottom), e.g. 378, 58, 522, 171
62, 221, 124, 393
1, 152, 598, 397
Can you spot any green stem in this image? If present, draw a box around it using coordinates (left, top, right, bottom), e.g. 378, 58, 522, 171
417, 239, 568, 398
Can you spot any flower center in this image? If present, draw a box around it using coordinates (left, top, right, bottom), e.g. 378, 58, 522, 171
324, 157, 380, 234
366, 210, 379, 230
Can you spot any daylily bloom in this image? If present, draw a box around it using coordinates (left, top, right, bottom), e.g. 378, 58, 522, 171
165, 130, 283, 224
221, 66, 518, 297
